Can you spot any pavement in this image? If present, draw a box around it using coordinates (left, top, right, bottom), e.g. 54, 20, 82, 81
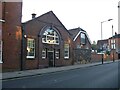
1, 60, 119, 80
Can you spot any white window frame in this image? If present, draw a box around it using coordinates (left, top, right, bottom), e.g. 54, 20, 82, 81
26, 38, 35, 59
81, 33, 86, 44
42, 28, 59, 45
55, 50, 59, 59
64, 44, 69, 59
111, 39, 116, 49
42, 49, 46, 59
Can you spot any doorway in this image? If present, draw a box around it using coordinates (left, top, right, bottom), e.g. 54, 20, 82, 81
118, 54, 120, 59
48, 51, 54, 67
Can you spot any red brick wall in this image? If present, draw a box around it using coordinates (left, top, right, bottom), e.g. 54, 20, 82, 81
2, 2, 22, 71
23, 11, 73, 70
0, 2, 2, 36
91, 51, 119, 62
91, 52, 102, 62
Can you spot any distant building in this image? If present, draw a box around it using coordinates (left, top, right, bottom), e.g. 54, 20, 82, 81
96, 34, 120, 60
97, 39, 109, 53
69, 27, 91, 64
108, 34, 120, 60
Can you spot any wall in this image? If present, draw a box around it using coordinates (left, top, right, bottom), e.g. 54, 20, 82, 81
22, 11, 73, 70
91, 51, 118, 63
74, 49, 91, 64
91, 52, 102, 62
0, 2, 2, 66
2, 2, 22, 72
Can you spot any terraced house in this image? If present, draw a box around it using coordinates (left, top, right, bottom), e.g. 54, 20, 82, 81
108, 34, 120, 60
1, 1, 91, 72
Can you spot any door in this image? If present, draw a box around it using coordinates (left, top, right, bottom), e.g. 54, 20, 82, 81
118, 54, 120, 59
48, 51, 54, 67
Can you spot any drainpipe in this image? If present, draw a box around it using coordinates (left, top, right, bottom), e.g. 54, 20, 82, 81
37, 34, 40, 69
21, 24, 26, 70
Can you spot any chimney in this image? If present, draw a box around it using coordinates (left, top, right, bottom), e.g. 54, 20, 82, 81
31, 13, 36, 19
115, 32, 117, 35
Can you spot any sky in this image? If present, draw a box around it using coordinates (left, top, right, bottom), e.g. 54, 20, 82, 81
22, 0, 120, 43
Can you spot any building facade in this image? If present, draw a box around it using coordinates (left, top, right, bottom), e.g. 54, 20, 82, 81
21, 11, 74, 70
1, 2, 22, 71
108, 34, 120, 60
94, 34, 120, 61
1, 2, 92, 72
97, 39, 109, 53
69, 27, 91, 64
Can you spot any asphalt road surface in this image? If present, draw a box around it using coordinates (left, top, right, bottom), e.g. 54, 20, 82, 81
2, 61, 120, 88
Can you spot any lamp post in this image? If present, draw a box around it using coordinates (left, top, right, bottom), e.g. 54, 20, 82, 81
101, 19, 113, 64
112, 25, 115, 62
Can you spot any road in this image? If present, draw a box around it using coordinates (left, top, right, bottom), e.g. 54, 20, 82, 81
2, 61, 119, 88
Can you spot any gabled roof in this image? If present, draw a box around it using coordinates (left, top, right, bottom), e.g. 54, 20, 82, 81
22, 11, 71, 37
68, 28, 80, 40
68, 27, 91, 44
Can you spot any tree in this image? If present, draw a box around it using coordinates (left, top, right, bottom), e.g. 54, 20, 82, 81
91, 41, 97, 52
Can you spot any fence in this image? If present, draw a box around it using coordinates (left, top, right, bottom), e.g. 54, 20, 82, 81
74, 49, 91, 64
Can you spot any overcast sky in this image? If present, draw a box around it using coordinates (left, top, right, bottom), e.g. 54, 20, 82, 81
22, 0, 119, 43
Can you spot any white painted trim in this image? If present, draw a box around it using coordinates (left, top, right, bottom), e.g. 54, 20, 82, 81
64, 44, 69, 59
42, 50, 46, 59
73, 31, 81, 41
73, 30, 91, 44
26, 38, 35, 59
0, 19, 5, 23
26, 56, 35, 59
85, 32, 92, 44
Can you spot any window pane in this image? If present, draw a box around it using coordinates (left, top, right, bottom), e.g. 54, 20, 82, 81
42, 49, 46, 59
81, 33, 86, 44
55, 50, 59, 59
27, 38, 35, 58
42, 28, 59, 45
64, 44, 69, 59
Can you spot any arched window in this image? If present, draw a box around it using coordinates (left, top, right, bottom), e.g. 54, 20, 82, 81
42, 28, 59, 45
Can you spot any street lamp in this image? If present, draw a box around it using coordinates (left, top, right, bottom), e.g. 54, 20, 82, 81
112, 25, 115, 62
101, 19, 113, 64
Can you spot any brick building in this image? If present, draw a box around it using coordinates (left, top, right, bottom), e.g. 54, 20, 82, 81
1, 2, 22, 71
69, 27, 91, 64
97, 39, 108, 53
1, 2, 92, 71
108, 34, 120, 60
92, 34, 120, 62
21, 11, 74, 70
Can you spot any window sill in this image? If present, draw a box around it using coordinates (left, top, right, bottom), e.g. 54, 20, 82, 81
64, 57, 69, 60
26, 56, 35, 60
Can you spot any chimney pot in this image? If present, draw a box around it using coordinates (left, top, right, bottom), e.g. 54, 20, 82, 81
31, 13, 36, 19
